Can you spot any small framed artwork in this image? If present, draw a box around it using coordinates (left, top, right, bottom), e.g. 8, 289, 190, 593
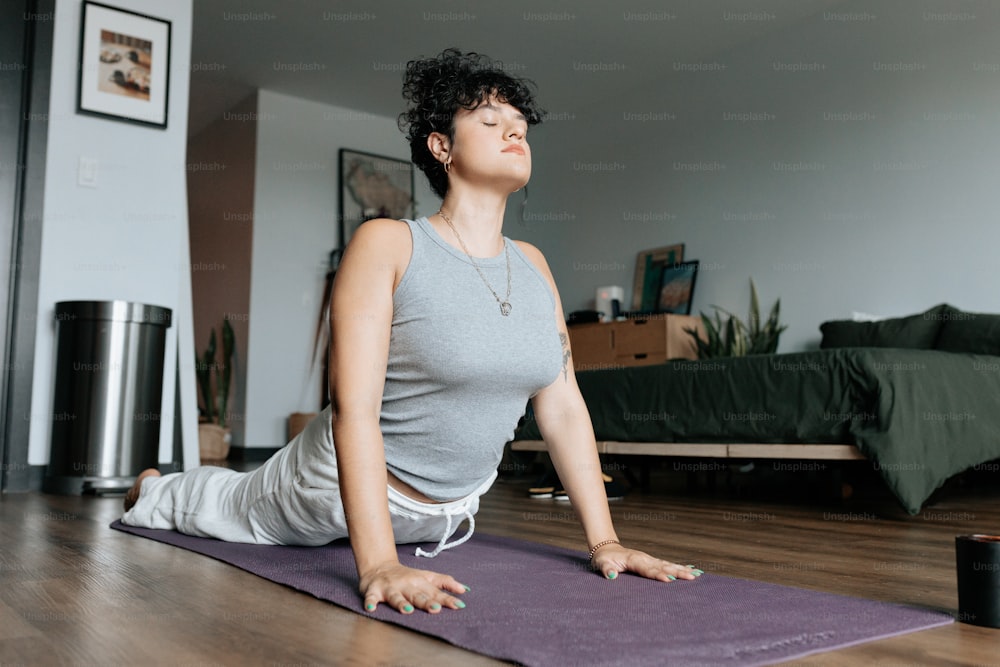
339, 149, 415, 249
77, 1, 171, 128
632, 244, 685, 312
657, 261, 699, 315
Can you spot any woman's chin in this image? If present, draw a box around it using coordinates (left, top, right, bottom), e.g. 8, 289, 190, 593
506, 168, 531, 193
460, 166, 530, 195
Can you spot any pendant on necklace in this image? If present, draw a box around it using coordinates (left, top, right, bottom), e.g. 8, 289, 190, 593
500, 301, 512, 316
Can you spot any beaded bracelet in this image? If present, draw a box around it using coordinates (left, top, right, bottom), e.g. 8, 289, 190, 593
588, 539, 620, 560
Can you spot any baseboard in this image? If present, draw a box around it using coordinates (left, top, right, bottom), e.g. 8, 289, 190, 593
2, 464, 47, 492
12, 462, 183, 494
28, 464, 45, 491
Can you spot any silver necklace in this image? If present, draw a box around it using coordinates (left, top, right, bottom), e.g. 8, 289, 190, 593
438, 210, 512, 316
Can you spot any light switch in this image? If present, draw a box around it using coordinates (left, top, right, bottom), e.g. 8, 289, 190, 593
78, 156, 98, 188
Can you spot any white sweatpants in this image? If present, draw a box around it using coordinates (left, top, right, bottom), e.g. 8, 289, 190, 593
121, 406, 495, 556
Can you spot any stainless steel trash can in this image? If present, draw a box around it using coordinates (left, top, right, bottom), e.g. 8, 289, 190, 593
44, 300, 172, 495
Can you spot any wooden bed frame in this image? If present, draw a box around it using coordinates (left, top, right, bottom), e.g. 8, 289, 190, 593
510, 440, 866, 460
510, 440, 866, 492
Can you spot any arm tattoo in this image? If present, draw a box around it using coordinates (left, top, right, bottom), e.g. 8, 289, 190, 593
559, 332, 571, 381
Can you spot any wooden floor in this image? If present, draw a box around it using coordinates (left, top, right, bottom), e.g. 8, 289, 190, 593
2, 459, 999, 666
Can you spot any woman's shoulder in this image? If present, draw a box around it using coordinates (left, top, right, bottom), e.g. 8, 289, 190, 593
512, 240, 551, 274
351, 217, 413, 240
345, 218, 413, 255
339, 218, 414, 285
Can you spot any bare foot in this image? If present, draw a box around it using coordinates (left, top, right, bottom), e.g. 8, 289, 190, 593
124, 468, 161, 511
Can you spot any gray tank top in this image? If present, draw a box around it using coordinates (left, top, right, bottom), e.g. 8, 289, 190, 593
380, 217, 563, 500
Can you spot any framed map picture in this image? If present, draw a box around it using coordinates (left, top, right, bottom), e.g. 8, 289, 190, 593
338, 149, 415, 249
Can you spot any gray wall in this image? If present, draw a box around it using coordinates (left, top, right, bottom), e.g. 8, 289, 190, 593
513, 1, 1000, 351
216, 2, 1000, 446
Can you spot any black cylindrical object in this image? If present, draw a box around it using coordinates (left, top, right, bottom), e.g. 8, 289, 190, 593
955, 534, 1000, 628
44, 300, 172, 495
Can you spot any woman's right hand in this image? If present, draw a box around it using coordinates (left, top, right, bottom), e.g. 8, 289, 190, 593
359, 561, 469, 614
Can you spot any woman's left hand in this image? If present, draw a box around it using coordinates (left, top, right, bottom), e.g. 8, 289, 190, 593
590, 543, 704, 582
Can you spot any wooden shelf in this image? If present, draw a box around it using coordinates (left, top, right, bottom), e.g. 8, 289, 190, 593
568, 314, 704, 370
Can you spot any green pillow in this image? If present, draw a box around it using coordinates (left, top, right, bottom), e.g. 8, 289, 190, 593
935, 309, 1000, 356
819, 304, 950, 349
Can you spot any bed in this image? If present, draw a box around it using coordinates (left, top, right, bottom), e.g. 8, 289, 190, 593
512, 305, 1000, 514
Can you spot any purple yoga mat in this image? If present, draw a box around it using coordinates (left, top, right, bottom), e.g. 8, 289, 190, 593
111, 521, 952, 666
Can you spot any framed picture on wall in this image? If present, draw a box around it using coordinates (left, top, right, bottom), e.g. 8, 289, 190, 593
338, 149, 415, 250
76, 1, 171, 128
632, 244, 685, 312
656, 260, 699, 315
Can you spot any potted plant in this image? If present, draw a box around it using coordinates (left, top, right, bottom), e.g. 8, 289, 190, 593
195, 318, 235, 461
685, 279, 788, 358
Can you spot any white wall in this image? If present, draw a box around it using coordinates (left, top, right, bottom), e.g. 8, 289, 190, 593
244, 90, 436, 448
28, 0, 197, 468
517, 0, 1000, 351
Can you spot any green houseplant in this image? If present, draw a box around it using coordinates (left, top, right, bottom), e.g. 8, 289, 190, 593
195, 318, 235, 460
685, 279, 788, 358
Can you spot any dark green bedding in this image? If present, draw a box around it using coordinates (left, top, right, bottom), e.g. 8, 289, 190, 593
515, 348, 1000, 514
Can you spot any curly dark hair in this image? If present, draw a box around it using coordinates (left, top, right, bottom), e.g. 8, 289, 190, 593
398, 48, 544, 199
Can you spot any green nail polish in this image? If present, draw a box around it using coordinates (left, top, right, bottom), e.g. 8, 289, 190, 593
667, 575, 676, 581
430, 603, 441, 610
403, 604, 414, 613
607, 571, 617, 579
365, 603, 375, 611
456, 600, 466, 609
693, 569, 704, 576
686, 564, 696, 568
463, 585, 471, 592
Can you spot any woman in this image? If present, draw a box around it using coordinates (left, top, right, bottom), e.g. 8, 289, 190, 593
122, 48, 701, 616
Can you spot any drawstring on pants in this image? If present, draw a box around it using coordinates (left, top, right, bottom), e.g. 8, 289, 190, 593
414, 506, 476, 558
